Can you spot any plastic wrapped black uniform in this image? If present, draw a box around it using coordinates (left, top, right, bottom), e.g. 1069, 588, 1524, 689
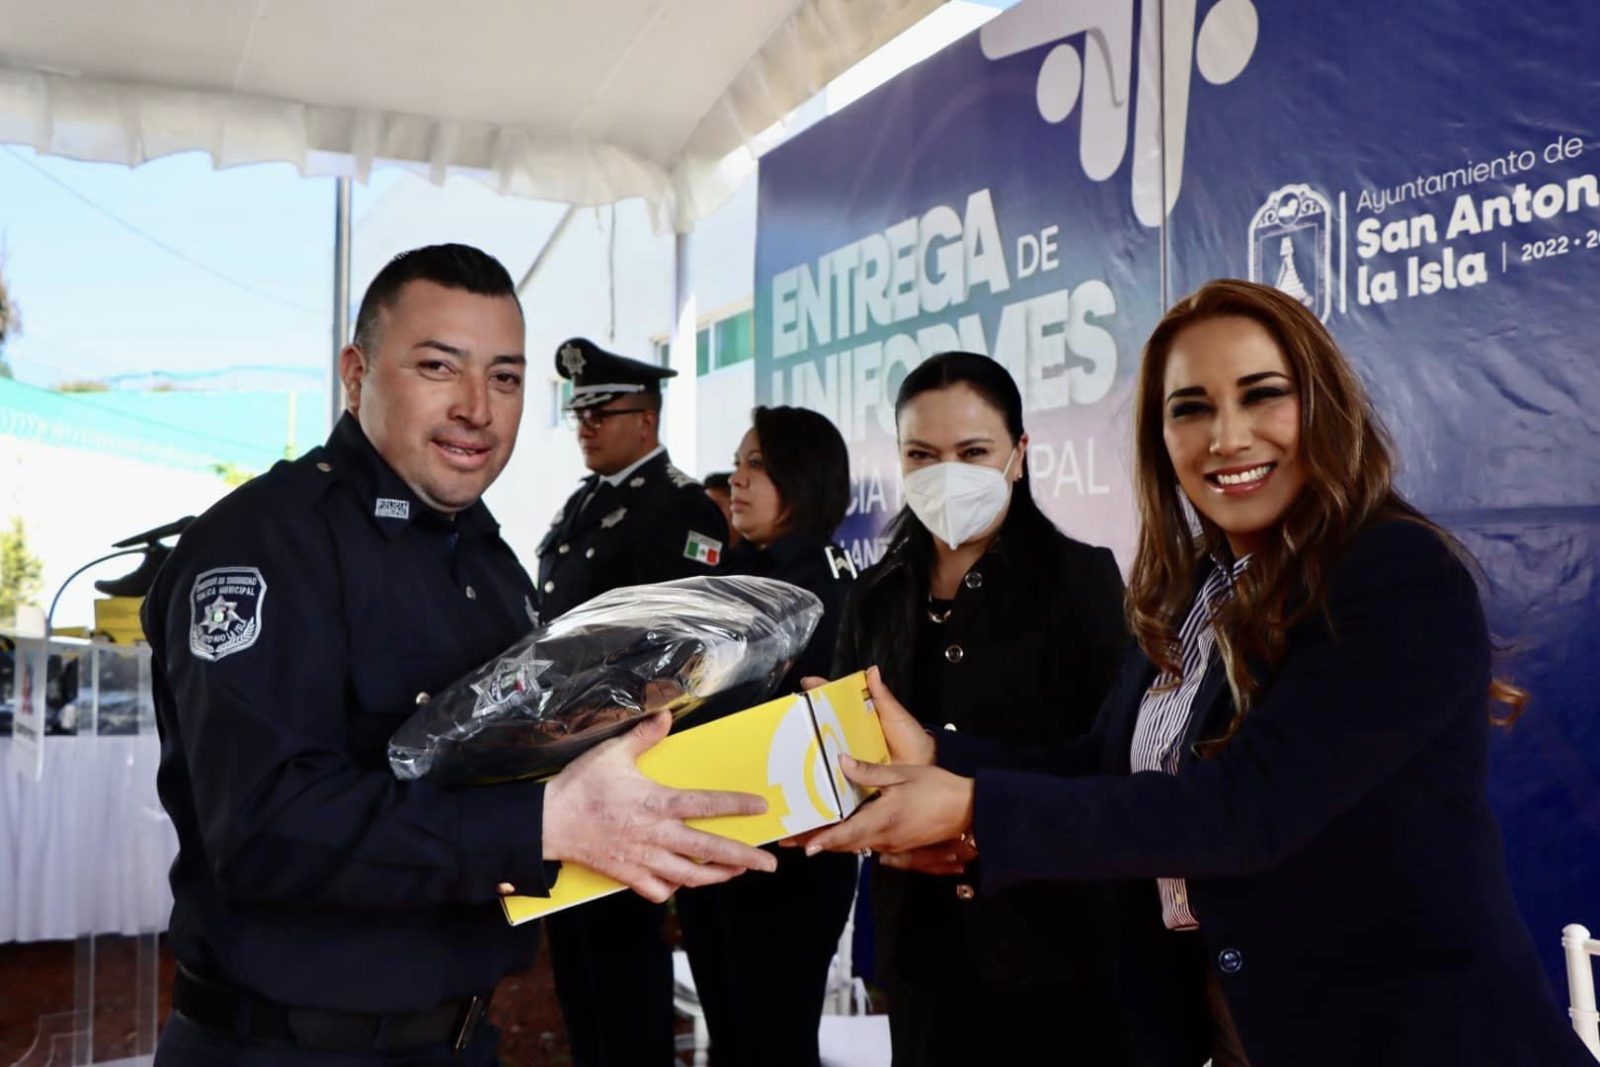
388, 575, 822, 785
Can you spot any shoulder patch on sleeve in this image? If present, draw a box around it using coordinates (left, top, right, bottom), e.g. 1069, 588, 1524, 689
189, 566, 267, 662
684, 531, 723, 566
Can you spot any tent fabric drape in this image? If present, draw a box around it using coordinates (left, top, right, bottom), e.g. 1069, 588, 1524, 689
0, 0, 944, 230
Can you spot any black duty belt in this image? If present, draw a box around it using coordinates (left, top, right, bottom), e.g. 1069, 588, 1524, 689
173, 965, 489, 1054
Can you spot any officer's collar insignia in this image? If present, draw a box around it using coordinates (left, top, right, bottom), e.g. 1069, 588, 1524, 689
666, 464, 695, 489
188, 566, 267, 662
601, 506, 627, 529
375, 497, 411, 520
559, 343, 587, 376
629, 476, 646, 488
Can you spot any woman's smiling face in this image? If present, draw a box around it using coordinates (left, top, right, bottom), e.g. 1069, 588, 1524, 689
1161, 315, 1306, 557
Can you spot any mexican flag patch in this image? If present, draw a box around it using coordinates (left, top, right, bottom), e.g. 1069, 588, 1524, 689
683, 530, 723, 566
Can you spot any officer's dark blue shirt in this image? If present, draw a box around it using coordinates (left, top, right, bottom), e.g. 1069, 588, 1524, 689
144, 413, 555, 1014
535, 450, 727, 620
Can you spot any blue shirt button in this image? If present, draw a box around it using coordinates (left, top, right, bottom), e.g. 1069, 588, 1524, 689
1218, 948, 1244, 975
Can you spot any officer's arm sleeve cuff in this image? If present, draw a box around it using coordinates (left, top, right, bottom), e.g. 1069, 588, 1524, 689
456, 780, 560, 899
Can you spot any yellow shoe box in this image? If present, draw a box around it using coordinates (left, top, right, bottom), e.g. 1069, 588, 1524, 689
501, 671, 887, 924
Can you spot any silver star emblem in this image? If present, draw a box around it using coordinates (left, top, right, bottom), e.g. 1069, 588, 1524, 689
470, 650, 554, 716
559, 343, 586, 376
200, 595, 240, 634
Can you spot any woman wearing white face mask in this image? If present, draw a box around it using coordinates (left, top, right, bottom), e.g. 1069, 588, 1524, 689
832, 352, 1134, 1066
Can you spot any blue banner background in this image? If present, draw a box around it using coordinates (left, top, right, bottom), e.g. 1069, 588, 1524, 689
756, 0, 1599, 991
1171, 0, 1600, 992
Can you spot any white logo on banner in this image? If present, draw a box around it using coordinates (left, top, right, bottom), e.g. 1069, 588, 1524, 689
981, 0, 1259, 226
1249, 184, 1337, 321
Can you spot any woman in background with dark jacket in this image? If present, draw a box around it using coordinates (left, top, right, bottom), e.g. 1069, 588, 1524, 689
677, 405, 859, 1066
832, 352, 1134, 1065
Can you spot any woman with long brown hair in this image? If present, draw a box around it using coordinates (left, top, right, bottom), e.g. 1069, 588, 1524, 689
800, 280, 1591, 1065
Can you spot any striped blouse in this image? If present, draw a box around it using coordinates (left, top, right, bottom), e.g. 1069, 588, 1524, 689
1128, 555, 1250, 930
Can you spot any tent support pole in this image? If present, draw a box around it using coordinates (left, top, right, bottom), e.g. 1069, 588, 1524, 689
330, 176, 352, 430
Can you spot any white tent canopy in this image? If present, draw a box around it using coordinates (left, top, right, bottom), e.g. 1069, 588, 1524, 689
0, 0, 943, 230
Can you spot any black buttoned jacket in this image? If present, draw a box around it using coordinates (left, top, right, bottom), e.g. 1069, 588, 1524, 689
832, 505, 1128, 987
535, 451, 728, 621
942, 519, 1591, 1066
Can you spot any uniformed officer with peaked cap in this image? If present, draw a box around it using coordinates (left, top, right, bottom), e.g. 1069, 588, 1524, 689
536, 337, 728, 619
143, 246, 773, 1066
537, 337, 731, 1066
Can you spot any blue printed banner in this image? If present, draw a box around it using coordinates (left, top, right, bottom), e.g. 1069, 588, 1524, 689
756, 0, 1600, 991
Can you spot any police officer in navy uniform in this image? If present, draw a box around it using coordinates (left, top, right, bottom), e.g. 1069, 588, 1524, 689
676, 405, 861, 1067
143, 245, 775, 1066
537, 338, 730, 1066
536, 338, 729, 619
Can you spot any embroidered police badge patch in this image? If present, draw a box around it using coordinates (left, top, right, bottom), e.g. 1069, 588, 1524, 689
189, 566, 267, 662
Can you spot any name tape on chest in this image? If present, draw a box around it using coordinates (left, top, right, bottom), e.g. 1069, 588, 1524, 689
189, 566, 267, 662
375, 498, 411, 520
683, 531, 723, 566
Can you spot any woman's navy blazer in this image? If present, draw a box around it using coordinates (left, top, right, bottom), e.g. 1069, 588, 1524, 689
942, 519, 1590, 1065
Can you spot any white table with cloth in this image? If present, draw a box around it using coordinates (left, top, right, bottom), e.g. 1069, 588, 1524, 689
0, 733, 176, 943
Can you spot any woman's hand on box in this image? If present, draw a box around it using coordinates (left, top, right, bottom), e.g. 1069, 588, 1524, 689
803, 756, 974, 857
807, 667, 935, 766
862, 666, 936, 766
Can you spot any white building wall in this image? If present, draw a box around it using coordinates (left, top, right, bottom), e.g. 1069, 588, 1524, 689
689, 174, 760, 476
485, 199, 676, 565
696, 360, 757, 476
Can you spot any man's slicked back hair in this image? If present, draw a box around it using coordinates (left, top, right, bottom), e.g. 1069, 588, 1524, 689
351, 243, 520, 354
